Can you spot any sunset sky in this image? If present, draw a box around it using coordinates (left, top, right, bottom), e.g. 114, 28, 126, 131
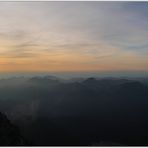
0, 2, 148, 75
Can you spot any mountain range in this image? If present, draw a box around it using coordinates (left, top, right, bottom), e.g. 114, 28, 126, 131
0, 76, 148, 145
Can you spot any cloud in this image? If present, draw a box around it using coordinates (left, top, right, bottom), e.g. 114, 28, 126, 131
0, 2, 148, 72
0, 50, 37, 59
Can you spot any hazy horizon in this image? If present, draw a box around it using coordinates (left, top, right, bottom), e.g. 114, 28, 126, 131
0, 71, 148, 79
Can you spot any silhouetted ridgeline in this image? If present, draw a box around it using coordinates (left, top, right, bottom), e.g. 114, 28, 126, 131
0, 76, 148, 146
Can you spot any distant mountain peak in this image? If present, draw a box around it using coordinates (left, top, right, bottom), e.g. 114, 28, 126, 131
83, 77, 97, 83
29, 75, 58, 81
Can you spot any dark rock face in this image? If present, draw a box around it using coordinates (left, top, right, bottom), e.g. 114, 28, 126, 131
0, 112, 25, 146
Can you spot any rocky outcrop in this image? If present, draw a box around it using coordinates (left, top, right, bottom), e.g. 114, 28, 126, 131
0, 112, 25, 146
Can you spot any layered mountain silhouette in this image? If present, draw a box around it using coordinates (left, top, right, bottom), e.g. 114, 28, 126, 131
0, 76, 148, 146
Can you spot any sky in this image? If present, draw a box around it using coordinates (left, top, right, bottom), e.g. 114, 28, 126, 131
0, 2, 148, 76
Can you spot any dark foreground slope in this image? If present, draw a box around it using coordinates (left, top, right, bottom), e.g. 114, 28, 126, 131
0, 112, 26, 146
